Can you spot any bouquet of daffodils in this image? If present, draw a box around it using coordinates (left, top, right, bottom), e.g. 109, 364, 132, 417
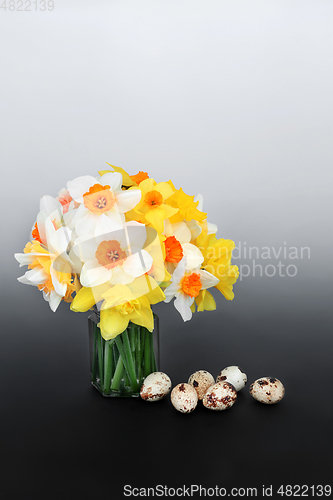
15, 164, 239, 340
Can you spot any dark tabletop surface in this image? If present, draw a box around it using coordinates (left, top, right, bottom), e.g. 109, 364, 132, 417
1, 277, 332, 500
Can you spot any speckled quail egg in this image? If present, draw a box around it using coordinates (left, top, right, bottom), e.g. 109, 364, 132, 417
170, 383, 198, 413
188, 370, 215, 400
203, 381, 237, 410
140, 372, 172, 402
216, 365, 247, 391
249, 377, 285, 404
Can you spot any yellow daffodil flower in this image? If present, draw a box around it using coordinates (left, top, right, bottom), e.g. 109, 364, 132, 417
166, 183, 207, 224
126, 178, 178, 233
194, 230, 239, 301
100, 275, 165, 339
71, 274, 165, 339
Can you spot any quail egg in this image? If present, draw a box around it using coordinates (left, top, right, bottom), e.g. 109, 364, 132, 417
203, 381, 237, 410
188, 370, 215, 400
216, 365, 247, 391
140, 372, 172, 402
249, 377, 285, 404
170, 383, 198, 413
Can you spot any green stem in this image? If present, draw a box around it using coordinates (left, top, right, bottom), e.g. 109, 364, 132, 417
122, 329, 139, 392
114, 335, 131, 383
111, 356, 124, 391
91, 323, 98, 384
144, 329, 151, 377
135, 326, 142, 382
103, 339, 115, 393
129, 325, 137, 380
150, 330, 157, 372
97, 332, 104, 392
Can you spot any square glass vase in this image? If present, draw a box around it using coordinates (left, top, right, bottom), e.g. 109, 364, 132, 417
88, 311, 159, 397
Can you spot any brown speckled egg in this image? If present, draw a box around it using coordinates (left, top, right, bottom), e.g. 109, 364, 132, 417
140, 372, 172, 402
216, 365, 247, 391
202, 381, 237, 411
188, 370, 215, 400
249, 377, 285, 404
170, 383, 198, 413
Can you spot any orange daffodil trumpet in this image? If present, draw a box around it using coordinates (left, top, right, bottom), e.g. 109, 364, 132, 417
15, 163, 239, 338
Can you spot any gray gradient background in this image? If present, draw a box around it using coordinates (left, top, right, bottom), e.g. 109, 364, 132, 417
1, 1, 333, 497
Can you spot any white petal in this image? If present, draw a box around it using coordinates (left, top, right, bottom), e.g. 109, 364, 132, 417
40, 195, 63, 219
14, 252, 46, 267
174, 292, 193, 322
72, 235, 98, 262
182, 243, 204, 270
75, 211, 99, 238
194, 193, 204, 211
80, 259, 112, 287
171, 222, 191, 244
186, 220, 202, 241
18, 267, 48, 286
70, 203, 88, 224
163, 219, 173, 238
17, 274, 36, 286
98, 172, 122, 192
199, 269, 220, 289
68, 248, 83, 273
115, 189, 141, 213
50, 263, 67, 297
94, 213, 123, 240
172, 257, 187, 284
36, 212, 47, 245
163, 282, 180, 303
48, 227, 71, 257
44, 216, 56, 249
121, 222, 147, 252
67, 175, 97, 203
104, 210, 126, 228
62, 206, 77, 229
207, 221, 218, 234
49, 290, 62, 312
122, 250, 153, 278
109, 266, 135, 285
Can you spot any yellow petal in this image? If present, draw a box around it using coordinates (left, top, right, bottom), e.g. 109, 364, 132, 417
137, 178, 156, 195
162, 203, 179, 220
128, 275, 165, 304
70, 284, 109, 312
130, 296, 154, 331
100, 308, 129, 339
195, 289, 216, 312
145, 207, 167, 233
101, 284, 135, 309
98, 169, 112, 176
215, 283, 235, 301
125, 209, 146, 224
154, 181, 175, 201
100, 163, 135, 187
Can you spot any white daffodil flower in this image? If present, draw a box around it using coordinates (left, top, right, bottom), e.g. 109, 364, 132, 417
67, 172, 141, 238
163, 220, 204, 273
72, 216, 153, 289
15, 216, 77, 312
164, 257, 219, 322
